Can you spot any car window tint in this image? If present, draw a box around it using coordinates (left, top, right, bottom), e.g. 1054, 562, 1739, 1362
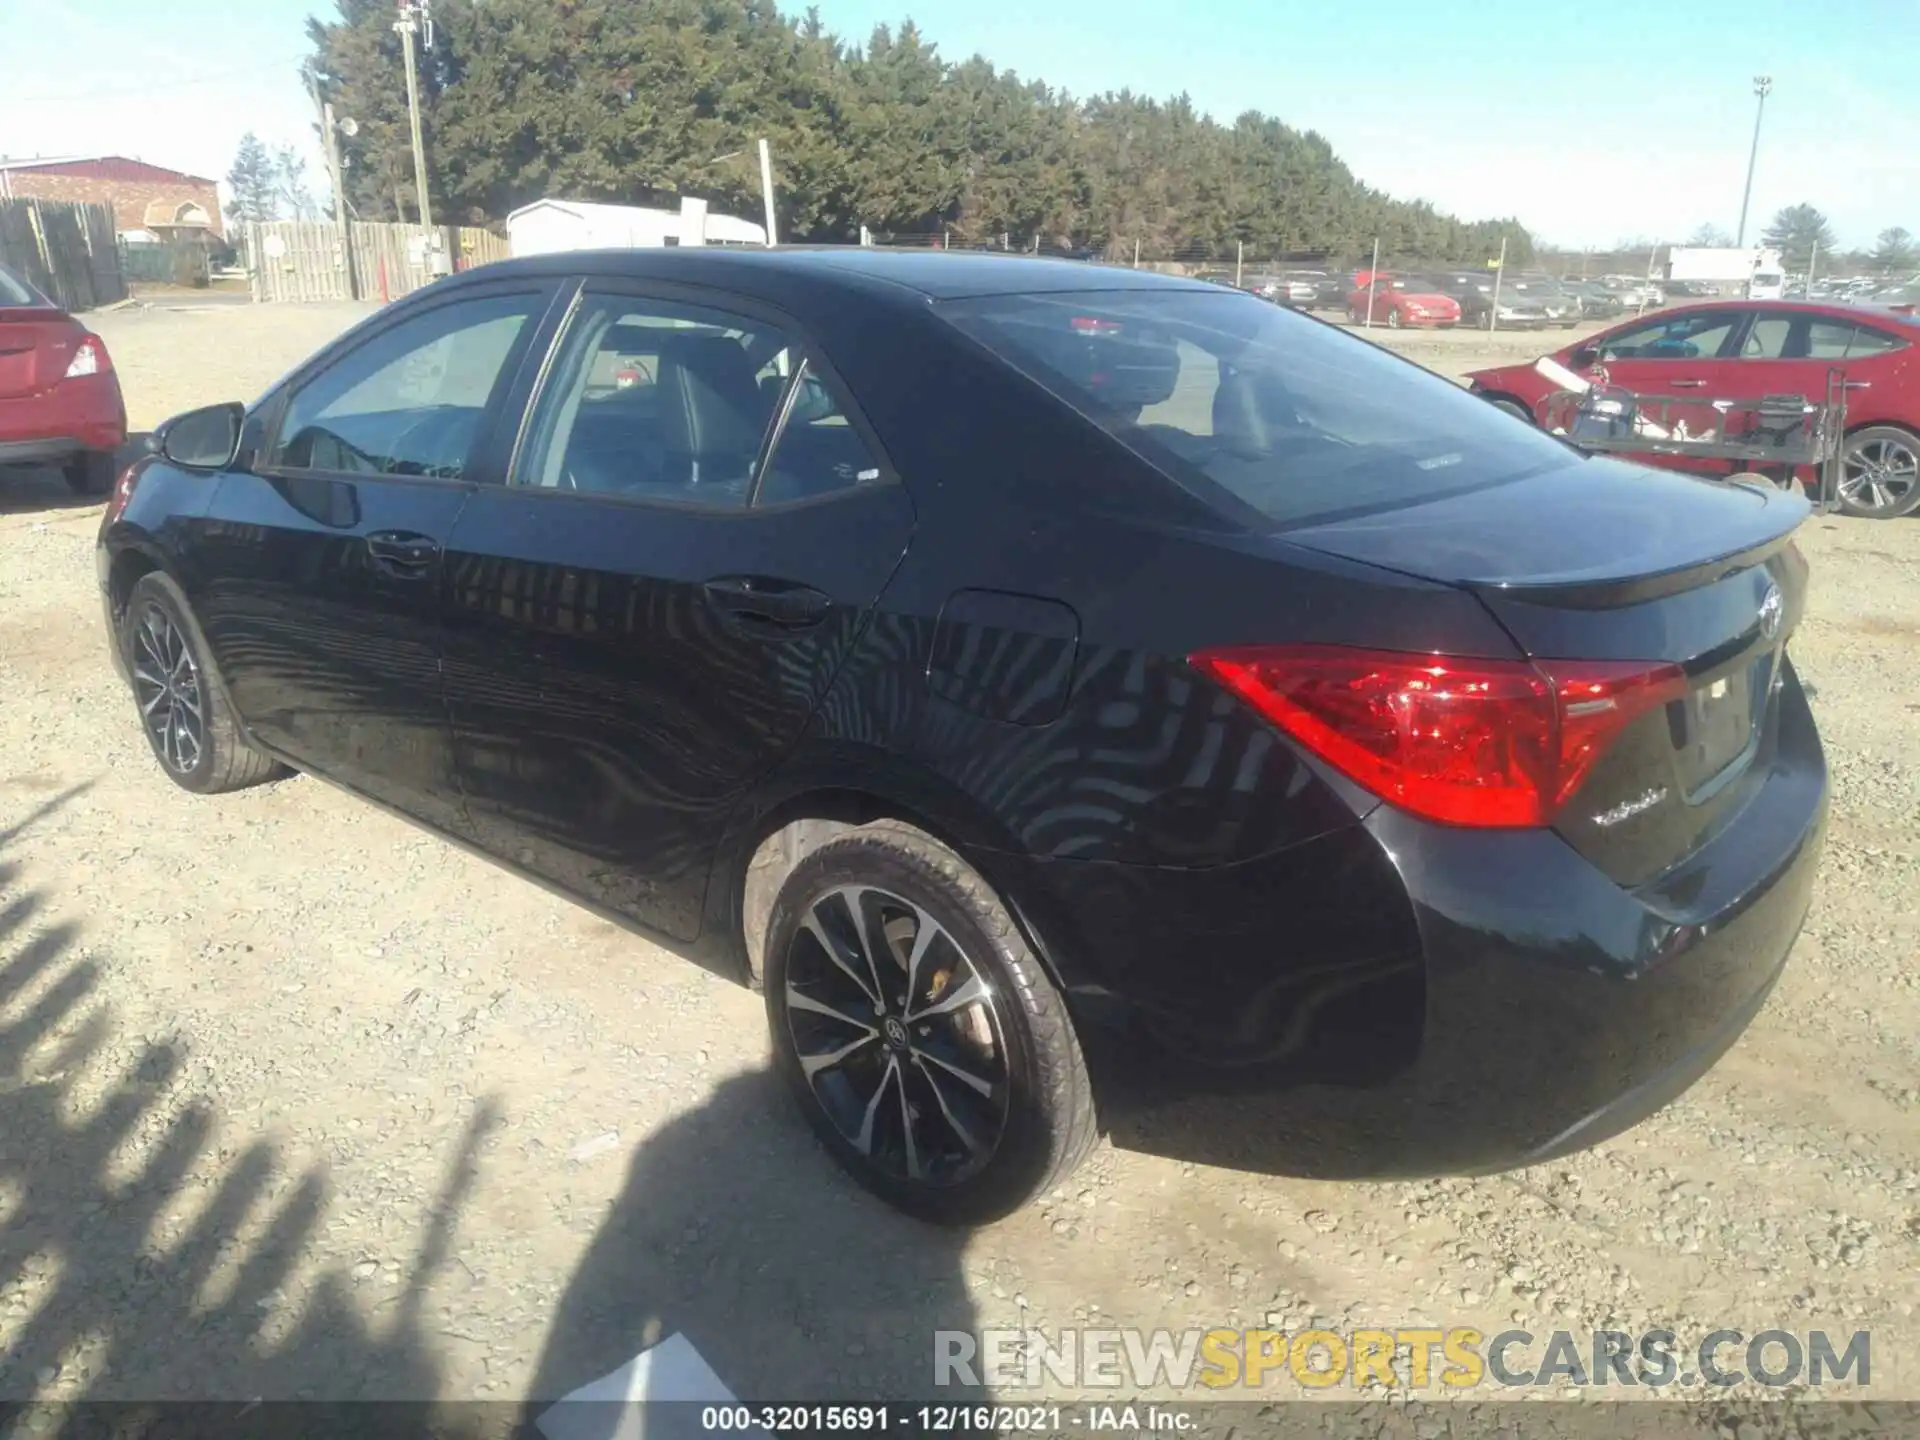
942, 289, 1573, 528
268, 293, 537, 478
1843, 325, 1905, 358
1805, 320, 1858, 359
754, 363, 887, 506
513, 294, 789, 509
1742, 315, 1794, 359
0, 265, 44, 307
1597, 312, 1739, 362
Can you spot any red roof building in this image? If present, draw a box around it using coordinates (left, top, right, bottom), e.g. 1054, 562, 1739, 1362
0, 156, 223, 239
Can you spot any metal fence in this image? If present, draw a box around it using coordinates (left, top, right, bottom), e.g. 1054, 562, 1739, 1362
0, 198, 127, 311
247, 220, 511, 303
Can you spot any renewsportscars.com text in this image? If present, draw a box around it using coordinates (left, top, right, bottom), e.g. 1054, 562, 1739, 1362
933, 1327, 1871, 1391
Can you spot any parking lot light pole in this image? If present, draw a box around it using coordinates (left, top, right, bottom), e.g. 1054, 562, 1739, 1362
1489, 235, 1507, 332
1735, 75, 1772, 247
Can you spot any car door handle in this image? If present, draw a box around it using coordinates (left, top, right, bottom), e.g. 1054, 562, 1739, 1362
365, 530, 439, 577
1844, 381, 1871, 391
1668, 379, 1707, 388
702, 576, 832, 631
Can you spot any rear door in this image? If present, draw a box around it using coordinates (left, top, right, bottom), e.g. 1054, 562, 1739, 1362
438, 282, 915, 941
1731, 310, 1913, 421
189, 281, 556, 830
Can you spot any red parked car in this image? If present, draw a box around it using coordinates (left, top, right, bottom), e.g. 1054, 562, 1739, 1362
1466, 299, 1920, 519
1346, 274, 1461, 329
0, 263, 127, 494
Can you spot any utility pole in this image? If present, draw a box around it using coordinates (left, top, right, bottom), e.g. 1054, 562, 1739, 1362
1489, 234, 1507, 332
304, 64, 359, 298
394, 0, 434, 229
756, 137, 777, 247
1735, 75, 1772, 247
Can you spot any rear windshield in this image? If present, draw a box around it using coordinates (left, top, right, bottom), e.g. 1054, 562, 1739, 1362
940, 288, 1572, 527
0, 265, 45, 307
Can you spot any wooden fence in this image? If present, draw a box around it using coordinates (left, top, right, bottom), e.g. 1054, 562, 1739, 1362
0, 199, 127, 311
248, 220, 510, 303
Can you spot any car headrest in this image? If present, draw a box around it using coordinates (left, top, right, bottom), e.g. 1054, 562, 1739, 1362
656, 334, 770, 458
1212, 366, 1279, 458
1089, 335, 1181, 410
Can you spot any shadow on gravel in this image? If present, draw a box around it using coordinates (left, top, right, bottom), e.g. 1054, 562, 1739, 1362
527, 1070, 985, 1413
0, 468, 96, 519
0, 785, 506, 1425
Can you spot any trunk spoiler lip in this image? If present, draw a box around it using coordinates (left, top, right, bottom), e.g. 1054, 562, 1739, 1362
1460, 526, 1802, 610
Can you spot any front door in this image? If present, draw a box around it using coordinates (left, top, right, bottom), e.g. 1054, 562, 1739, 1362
438, 285, 915, 940
1578, 308, 1748, 470
190, 284, 552, 830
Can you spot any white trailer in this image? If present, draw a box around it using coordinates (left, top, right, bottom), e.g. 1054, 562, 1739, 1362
504, 197, 767, 257
1663, 246, 1783, 284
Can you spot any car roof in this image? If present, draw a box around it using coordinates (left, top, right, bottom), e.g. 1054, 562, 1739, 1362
450, 246, 1216, 302
1634, 298, 1906, 322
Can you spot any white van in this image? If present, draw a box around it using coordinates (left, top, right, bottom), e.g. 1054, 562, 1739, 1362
1747, 267, 1786, 300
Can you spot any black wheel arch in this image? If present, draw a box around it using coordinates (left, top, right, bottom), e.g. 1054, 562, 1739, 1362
703, 750, 1086, 1020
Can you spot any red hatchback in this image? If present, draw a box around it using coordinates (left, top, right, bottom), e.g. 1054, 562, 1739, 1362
1466, 300, 1920, 519
0, 263, 127, 494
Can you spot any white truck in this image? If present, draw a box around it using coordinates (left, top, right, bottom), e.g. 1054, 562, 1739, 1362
1664, 246, 1786, 299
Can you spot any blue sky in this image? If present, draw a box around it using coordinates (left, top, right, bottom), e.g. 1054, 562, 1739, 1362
1, 0, 1913, 249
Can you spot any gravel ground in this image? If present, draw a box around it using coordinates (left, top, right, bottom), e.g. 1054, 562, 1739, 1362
0, 299, 1915, 1419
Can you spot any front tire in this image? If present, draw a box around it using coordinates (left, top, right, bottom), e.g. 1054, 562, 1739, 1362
122, 572, 287, 794
764, 822, 1097, 1224
1491, 398, 1533, 424
64, 449, 116, 495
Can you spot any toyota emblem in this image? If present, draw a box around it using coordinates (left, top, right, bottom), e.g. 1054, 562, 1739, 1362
1758, 581, 1784, 642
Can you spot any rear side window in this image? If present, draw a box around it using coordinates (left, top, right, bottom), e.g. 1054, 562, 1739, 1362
940, 289, 1572, 527
0, 265, 44, 307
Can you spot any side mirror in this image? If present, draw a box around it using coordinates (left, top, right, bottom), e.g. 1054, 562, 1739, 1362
159, 402, 245, 470
1569, 347, 1600, 370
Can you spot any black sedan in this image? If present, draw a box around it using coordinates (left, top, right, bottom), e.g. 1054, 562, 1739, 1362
97, 249, 1826, 1224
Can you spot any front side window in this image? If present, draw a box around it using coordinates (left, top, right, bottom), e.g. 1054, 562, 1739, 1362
941, 288, 1573, 528
267, 292, 538, 478
1596, 311, 1740, 362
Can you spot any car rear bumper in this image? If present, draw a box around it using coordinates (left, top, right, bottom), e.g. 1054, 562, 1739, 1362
1006, 693, 1826, 1179
0, 436, 83, 466
0, 374, 127, 456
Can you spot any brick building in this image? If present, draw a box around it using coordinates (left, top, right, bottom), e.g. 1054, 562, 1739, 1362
0, 156, 223, 240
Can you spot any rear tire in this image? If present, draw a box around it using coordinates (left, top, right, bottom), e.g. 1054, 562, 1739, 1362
1491, 398, 1533, 424
764, 822, 1097, 1224
1837, 426, 1920, 519
63, 449, 116, 495
122, 572, 287, 794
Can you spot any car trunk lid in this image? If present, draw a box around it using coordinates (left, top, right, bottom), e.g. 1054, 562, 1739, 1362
1281, 456, 1811, 885
0, 307, 78, 400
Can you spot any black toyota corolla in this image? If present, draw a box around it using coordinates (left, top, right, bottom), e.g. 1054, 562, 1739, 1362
96, 249, 1825, 1223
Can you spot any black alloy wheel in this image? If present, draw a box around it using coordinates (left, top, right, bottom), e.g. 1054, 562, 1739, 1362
131, 600, 206, 776
764, 824, 1096, 1224
122, 572, 286, 794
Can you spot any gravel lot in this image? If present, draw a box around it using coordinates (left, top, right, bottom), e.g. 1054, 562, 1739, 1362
0, 297, 1916, 1421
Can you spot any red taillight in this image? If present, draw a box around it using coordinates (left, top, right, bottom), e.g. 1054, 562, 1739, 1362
1190, 645, 1687, 828
104, 455, 147, 524
64, 334, 112, 379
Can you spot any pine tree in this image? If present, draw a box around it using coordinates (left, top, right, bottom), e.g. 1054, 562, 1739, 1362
226, 133, 280, 226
